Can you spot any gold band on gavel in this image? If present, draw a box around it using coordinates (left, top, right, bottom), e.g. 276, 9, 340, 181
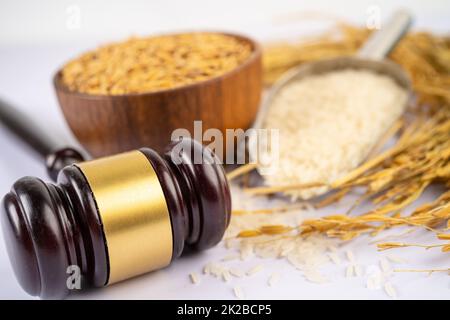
76, 151, 173, 284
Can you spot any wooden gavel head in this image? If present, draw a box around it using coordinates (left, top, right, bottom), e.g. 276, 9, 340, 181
1, 138, 231, 299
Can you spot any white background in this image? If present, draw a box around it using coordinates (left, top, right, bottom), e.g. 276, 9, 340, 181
0, 0, 449, 299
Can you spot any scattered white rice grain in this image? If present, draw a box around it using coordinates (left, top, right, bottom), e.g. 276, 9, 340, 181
328, 252, 341, 265
380, 257, 391, 274
327, 245, 338, 254
203, 263, 211, 275
246, 264, 264, 276
366, 265, 383, 290
240, 243, 254, 261
373, 276, 382, 290
229, 268, 244, 278
384, 282, 397, 298
287, 254, 303, 270
386, 254, 407, 264
189, 272, 199, 284
233, 286, 245, 299
226, 214, 333, 285
304, 270, 328, 284
222, 270, 232, 283
367, 274, 382, 290
366, 277, 376, 290
256, 246, 279, 259
209, 263, 225, 278
268, 273, 280, 287
279, 242, 295, 257
346, 265, 355, 278
221, 254, 239, 262
225, 238, 234, 249
354, 264, 363, 277
280, 247, 294, 257
345, 250, 355, 263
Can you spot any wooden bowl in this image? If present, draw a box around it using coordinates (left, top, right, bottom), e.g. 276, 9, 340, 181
54, 32, 262, 158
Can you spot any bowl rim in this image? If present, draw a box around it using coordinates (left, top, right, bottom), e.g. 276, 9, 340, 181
53, 31, 262, 100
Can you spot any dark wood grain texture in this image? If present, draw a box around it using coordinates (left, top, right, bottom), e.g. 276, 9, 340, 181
54, 33, 262, 158
1, 167, 108, 299
1, 138, 231, 299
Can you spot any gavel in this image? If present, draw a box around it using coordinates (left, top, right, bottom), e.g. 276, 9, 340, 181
0, 98, 231, 299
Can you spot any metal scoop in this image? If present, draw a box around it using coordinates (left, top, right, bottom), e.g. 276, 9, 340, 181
247, 10, 413, 166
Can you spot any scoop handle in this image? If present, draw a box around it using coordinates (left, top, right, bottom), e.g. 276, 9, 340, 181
358, 10, 412, 60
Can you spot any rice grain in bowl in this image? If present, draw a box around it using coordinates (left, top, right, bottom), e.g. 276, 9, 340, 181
54, 32, 262, 157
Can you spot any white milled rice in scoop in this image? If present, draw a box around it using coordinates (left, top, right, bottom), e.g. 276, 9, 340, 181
263, 69, 408, 199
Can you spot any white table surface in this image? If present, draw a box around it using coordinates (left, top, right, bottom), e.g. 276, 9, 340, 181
0, 0, 449, 300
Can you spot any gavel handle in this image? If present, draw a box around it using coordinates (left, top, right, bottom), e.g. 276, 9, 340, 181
0, 97, 87, 181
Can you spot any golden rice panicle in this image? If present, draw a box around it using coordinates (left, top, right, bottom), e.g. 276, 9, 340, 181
259, 225, 293, 235
229, 22, 450, 270
437, 233, 450, 240
377, 242, 409, 251
237, 230, 262, 238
